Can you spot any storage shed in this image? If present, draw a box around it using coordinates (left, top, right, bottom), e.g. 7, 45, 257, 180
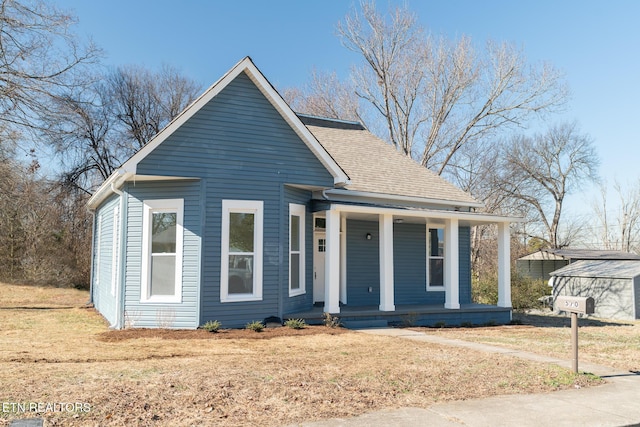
550, 260, 640, 321
517, 249, 640, 281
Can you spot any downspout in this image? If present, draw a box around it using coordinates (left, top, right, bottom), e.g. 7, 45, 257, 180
110, 181, 126, 329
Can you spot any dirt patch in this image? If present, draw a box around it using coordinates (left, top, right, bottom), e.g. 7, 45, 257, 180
97, 325, 348, 342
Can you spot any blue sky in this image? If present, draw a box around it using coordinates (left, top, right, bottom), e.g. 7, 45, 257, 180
56, 0, 639, 222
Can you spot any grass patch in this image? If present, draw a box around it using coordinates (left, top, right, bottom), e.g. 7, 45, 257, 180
0, 283, 610, 426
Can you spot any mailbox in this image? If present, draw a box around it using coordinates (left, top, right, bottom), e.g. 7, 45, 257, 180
555, 296, 595, 315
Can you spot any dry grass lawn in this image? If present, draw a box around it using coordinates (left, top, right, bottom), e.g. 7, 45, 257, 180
0, 284, 605, 426
417, 311, 640, 373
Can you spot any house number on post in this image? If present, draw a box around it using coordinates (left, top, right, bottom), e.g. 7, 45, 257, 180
555, 296, 595, 373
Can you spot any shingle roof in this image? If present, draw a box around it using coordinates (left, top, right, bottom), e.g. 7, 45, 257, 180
300, 115, 480, 206
521, 248, 640, 261
550, 259, 640, 279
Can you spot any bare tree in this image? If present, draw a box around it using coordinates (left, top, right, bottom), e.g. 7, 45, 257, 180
42, 65, 201, 193
592, 180, 640, 253
0, 0, 99, 140
495, 122, 599, 248
334, 1, 567, 174
283, 68, 362, 122
109, 64, 201, 152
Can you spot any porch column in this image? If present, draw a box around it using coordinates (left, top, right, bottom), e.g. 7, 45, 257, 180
497, 222, 512, 308
379, 214, 395, 311
444, 218, 460, 309
324, 209, 341, 313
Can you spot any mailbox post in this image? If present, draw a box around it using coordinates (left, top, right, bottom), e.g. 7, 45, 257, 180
555, 296, 595, 373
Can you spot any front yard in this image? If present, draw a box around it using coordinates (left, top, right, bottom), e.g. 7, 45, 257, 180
0, 284, 613, 426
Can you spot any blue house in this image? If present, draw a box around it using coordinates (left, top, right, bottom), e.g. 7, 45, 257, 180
87, 57, 517, 329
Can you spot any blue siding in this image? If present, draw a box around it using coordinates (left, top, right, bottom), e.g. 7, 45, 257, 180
458, 226, 472, 304
92, 195, 119, 326
123, 180, 202, 329
346, 220, 380, 306
136, 72, 334, 328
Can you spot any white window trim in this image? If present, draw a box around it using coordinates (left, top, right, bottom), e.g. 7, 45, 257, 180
289, 203, 306, 297
111, 205, 120, 297
220, 200, 263, 303
140, 198, 184, 303
426, 224, 445, 292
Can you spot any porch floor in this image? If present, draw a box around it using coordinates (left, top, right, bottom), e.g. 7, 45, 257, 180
284, 303, 512, 328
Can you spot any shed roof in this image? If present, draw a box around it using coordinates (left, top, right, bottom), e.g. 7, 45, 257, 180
550, 259, 640, 279
519, 248, 640, 262
300, 115, 481, 207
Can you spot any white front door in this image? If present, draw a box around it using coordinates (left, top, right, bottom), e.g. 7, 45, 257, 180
313, 232, 326, 303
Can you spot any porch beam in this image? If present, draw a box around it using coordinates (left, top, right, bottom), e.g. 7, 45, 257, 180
379, 214, 395, 311
324, 209, 341, 313
497, 222, 512, 308
444, 218, 460, 309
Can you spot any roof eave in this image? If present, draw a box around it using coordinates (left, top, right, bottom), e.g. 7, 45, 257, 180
320, 188, 485, 210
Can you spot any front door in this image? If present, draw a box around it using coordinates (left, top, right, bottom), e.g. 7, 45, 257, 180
313, 232, 326, 303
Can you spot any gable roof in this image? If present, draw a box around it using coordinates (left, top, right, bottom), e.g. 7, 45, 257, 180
519, 248, 640, 262
300, 115, 481, 207
550, 259, 640, 279
88, 57, 349, 209
121, 57, 348, 184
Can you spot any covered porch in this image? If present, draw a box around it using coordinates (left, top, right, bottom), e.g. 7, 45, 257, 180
286, 303, 512, 328
310, 202, 519, 323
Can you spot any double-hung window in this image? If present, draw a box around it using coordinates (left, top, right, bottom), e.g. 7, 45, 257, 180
427, 227, 444, 291
289, 204, 305, 296
141, 199, 184, 303
220, 200, 263, 302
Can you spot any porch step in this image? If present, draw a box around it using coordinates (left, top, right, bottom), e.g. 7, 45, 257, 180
341, 319, 389, 329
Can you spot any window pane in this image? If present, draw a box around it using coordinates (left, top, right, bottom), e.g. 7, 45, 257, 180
314, 217, 326, 229
228, 255, 254, 294
151, 255, 176, 295
291, 215, 300, 251
152, 212, 177, 253
318, 238, 326, 253
229, 213, 254, 252
429, 228, 444, 257
430, 258, 444, 287
290, 253, 300, 289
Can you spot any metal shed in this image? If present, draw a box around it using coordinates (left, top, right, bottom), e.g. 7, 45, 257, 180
550, 260, 640, 321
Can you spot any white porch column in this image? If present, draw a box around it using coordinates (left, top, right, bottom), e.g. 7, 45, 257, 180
340, 216, 347, 304
324, 209, 341, 313
379, 214, 395, 311
497, 222, 512, 308
444, 218, 460, 309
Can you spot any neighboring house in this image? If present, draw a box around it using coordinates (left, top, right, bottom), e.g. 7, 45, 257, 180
88, 57, 519, 329
517, 248, 640, 282
550, 260, 640, 321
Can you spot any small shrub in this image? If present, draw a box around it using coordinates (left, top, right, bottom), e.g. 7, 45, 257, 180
460, 321, 473, 328
284, 318, 307, 329
246, 320, 264, 332
401, 312, 418, 327
434, 321, 446, 328
472, 269, 551, 310
322, 312, 341, 328
484, 320, 498, 327
202, 320, 222, 332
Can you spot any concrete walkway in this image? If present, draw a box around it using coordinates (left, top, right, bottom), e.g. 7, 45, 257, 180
291, 328, 640, 427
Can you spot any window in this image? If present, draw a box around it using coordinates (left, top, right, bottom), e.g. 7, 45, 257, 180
221, 200, 263, 302
141, 199, 184, 303
318, 238, 326, 253
427, 227, 444, 291
111, 205, 120, 296
289, 204, 305, 296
